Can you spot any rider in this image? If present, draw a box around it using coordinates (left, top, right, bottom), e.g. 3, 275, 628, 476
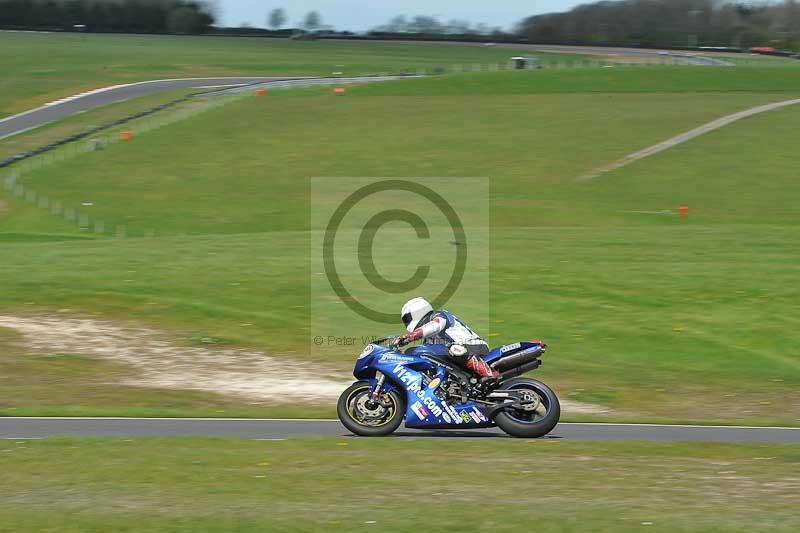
392, 297, 498, 379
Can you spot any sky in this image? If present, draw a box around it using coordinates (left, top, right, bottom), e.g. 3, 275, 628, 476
213, 1, 589, 32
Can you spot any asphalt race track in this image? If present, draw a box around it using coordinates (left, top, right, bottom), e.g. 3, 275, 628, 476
1, 40, 743, 141
1, 418, 799, 442
0, 77, 291, 140
327, 39, 737, 65
0, 39, 742, 142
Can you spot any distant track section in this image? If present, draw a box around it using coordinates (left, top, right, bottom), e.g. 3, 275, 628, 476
0, 75, 420, 141
0, 77, 293, 141
325, 39, 737, 65
206, 75, 420, 96
577, 97, 800, 181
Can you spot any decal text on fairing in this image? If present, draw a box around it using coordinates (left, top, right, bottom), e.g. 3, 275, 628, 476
471, 407, 487, 422
379, 353, 416, 363
446, 404, 462, 424
358, 345, 375, 359
393, 364, 444, 418
411, 402, 429, 420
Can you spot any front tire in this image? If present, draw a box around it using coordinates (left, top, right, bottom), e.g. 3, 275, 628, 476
337, 381, 405, 437
494, 378, 560, 438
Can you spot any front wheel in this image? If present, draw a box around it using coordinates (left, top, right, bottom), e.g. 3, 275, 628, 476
337, 381, 405, 437
494, 378, 560, 438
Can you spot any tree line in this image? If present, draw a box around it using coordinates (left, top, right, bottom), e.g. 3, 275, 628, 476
516, 0, 800, 51
4, 1, 798, 50
264, 8, 325, 32
0, 0, 215, 34
370, 15, 504, 37
262, 9, 506, 39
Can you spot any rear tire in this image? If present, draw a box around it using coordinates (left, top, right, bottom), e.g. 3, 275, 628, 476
337, 381, 405, 437
494, 378, 560, 438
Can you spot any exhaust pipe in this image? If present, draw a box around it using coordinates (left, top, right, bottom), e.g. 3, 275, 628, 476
498, 359, 541, 382
492, 347, 543, 372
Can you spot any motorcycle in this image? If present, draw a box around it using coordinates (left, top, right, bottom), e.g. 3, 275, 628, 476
337, 336, 560, 438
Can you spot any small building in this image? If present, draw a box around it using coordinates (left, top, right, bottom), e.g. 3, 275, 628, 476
511, 56, 539, 70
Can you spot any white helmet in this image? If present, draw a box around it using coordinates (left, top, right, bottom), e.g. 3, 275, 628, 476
401, 297, 433, 332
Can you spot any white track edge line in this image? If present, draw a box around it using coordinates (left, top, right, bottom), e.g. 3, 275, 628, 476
1, 417, 798, 430
0, 77, 289, 125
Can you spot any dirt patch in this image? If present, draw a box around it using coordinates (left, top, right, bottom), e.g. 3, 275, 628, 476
0, 199, 8, 215
0, 314, 608, 414
0, 314, 349, 404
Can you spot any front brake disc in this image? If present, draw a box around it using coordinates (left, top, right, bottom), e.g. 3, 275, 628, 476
355, 395, 387, 420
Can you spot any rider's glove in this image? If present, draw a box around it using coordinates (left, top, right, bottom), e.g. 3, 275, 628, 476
392, 335, 410, 348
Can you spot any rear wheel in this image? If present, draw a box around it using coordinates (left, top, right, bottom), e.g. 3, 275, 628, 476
494, 378, 560, 438
337, 381, 405, 437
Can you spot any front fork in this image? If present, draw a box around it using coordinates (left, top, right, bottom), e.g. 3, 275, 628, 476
366, 371, 386, 408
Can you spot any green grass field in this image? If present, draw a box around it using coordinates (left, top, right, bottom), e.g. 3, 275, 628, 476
353, 66, 800, 95
1, 437, 798, 531
2, 37, 800, 423
3, 31, 800, 533
0, 32, 582, 117
0, 87, 198, 160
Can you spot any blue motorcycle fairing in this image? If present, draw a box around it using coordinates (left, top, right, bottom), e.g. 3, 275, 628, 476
353, 343, 492, 429
402, 343, 449, 359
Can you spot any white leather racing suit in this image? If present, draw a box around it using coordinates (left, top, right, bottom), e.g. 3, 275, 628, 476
397, 310, 496, 377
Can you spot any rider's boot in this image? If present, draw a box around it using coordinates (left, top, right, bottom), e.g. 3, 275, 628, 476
466, 355, 499, 380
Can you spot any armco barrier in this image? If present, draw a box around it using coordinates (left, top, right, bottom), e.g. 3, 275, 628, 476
0, 94, 194, 169
0, 74, 420, 238
0, 75, 418, 170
